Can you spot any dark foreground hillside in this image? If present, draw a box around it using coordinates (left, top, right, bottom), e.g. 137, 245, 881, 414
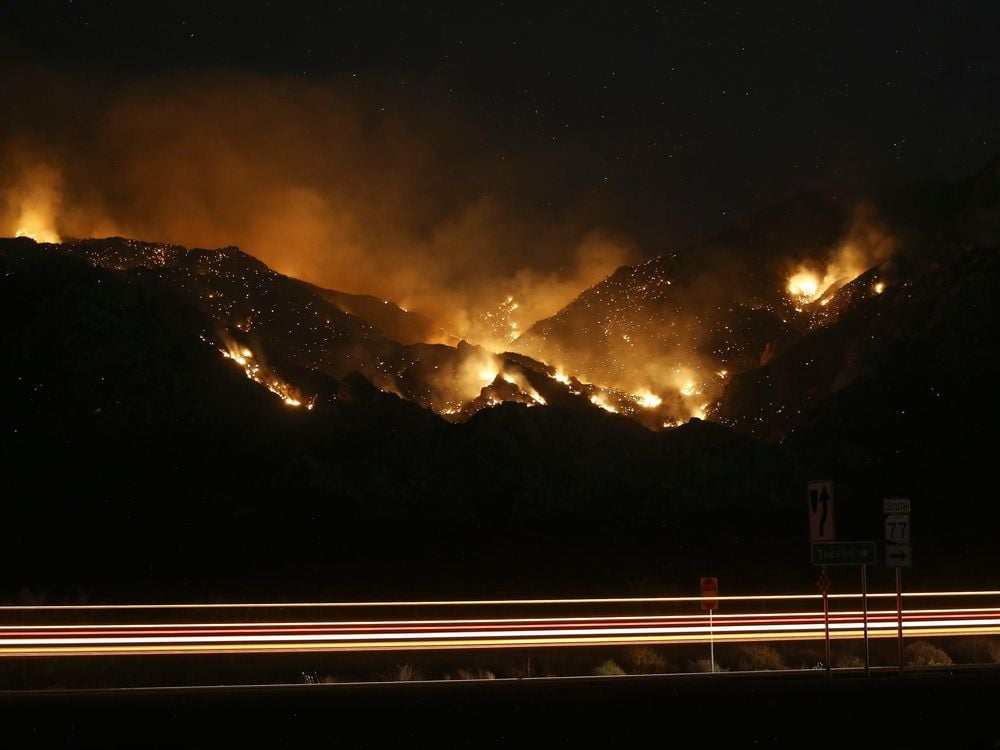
3, 669, 1000, 749
2, 235, 999, 601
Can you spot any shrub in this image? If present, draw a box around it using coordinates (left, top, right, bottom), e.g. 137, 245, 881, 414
948, 637, 1000, 665
904, 641, 953, 667
730, 644, 786, 672
621, 647, 669, 674
591, 659, 626, 676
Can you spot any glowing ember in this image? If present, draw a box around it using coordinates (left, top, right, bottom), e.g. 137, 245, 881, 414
474, 295, 522, 348
874, 281, 885, 294
679, 382, 698, 398
633, 390, 662, 409
218, 341, 312, 408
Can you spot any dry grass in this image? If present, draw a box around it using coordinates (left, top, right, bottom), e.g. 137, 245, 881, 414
380, 662, 423, 682
684, 657, 720, 673
507, 658, 536, 679
833, 654, 866, 669
447, 668, 496, 680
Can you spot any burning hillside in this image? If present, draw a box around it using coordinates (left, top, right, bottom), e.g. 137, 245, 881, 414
2, 154, 997, 435
0, 236, 645, 425
511, 186, 951, 426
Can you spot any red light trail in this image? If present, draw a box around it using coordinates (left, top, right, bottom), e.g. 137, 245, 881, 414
2, 590, 998, 658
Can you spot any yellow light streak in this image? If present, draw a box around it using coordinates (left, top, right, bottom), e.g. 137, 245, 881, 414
4, 598, 1000, 659
3, 589, 1000, 611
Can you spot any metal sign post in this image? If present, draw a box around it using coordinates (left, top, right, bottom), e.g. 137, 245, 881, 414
896, 567, 903, 673
807, 480, 836, 676
817, 566, 832, 676
884, 498, 912, 673
700, 577, 718, 673
812, 542, 875, 675
709, 608, 714, 672
861, 562, 870, 677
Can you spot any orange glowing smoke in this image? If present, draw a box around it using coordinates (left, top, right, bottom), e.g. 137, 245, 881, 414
0, 71, 634, 347
4, 163, 62, 243
785, 207, 897, 309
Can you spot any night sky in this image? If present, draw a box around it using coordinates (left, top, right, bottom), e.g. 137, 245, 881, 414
1, 1, 998, 328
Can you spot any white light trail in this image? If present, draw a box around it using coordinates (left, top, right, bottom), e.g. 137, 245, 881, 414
2, 592, 1000, 658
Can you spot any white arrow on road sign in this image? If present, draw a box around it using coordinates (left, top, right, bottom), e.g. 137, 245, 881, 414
886, 544, 912, 568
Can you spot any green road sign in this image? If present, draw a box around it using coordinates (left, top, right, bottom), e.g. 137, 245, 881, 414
811, 541, 877, 566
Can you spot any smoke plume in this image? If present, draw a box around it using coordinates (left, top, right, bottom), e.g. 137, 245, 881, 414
0, 68, 634, 345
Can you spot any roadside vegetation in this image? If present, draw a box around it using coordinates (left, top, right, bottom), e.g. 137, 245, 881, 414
6, 636, 999, 690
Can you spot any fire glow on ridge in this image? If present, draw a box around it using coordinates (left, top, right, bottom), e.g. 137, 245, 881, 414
787, 271, 821, 303
218, 340, 314, 409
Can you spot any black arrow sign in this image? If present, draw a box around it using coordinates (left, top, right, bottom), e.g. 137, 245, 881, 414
810, 485, 831, 536
889, 549, 909, 561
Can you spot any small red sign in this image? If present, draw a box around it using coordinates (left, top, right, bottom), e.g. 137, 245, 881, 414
700, 577, 719, 611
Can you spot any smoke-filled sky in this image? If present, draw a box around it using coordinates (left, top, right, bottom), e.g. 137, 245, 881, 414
1, 1, 998, 339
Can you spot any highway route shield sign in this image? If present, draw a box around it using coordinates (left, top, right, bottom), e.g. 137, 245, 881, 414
885, 515, 911, 544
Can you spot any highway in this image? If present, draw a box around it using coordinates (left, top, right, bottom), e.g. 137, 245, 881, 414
3, 589, 999, 658
3, 590, 1000, 747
